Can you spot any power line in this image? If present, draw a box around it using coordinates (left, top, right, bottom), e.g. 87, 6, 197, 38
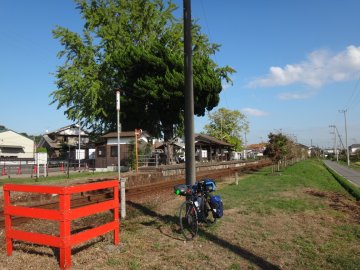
199, 0, 230, 110
344, 73, 360, 111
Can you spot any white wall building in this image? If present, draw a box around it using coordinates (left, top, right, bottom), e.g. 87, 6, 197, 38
0, 130, 34, 158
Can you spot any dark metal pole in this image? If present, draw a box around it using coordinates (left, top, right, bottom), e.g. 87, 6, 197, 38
183, 0, 196, 185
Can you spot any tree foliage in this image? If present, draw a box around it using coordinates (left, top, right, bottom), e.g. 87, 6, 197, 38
264, 132, 288, 164
203, 107, 249, 151
264, 132, 307, 171
51, 0, 235, 141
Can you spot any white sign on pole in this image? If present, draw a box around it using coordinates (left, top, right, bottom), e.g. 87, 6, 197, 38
116, 91, 120, 111
35, 152, 48, 165
76, 149, 85, 160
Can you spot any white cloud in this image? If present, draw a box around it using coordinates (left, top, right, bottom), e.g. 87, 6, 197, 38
278, 90, 316, 100
248, 45, 360, 88
242, 108, 269, 116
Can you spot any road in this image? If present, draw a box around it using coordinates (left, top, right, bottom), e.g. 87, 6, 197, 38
323, 160, 360, 187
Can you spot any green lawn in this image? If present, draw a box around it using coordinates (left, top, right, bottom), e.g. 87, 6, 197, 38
215, 159, 360, 269
220, 159, 349, 214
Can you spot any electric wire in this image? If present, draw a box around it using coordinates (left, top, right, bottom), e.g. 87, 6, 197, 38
344, 73, 360, 111
199, 0, 230, 111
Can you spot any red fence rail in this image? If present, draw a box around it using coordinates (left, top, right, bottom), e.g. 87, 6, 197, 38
3, 180, 119, 269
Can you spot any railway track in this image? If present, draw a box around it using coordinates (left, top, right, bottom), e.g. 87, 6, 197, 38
0, 161, 269, 228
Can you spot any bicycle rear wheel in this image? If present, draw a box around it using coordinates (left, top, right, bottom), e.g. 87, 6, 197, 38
179, 201, 198, 240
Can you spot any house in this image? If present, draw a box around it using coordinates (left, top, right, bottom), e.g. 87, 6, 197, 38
246, 143, 266, 159
154, 139, 185, 163
154, 134, 233, 163
194, 134, 233, 162
349, 144, 360, 155
0, 128, 35, 158
95, 130, 151, 171
37, 124, 90, 159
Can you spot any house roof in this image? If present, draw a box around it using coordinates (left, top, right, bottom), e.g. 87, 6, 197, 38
101, 130, 151, 139
46, 124, 88, 136
0, 129, 33, 141
41, 134, 59, 148
155, 141, 185, 150
247, 143, 266, 150
350, 144, 360, 148
155, 134, 232, 148
195, 133, 233, 147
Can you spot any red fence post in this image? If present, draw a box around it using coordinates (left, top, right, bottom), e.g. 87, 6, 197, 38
4, 187, 13, 256
59, 191, 71, 269
113, 184, 119, 245
3, 180, 120, 269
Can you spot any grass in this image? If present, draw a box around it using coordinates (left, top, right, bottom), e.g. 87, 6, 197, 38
215, 159, 360, 269
219, 160, 348, 214
1, 159, 359, 270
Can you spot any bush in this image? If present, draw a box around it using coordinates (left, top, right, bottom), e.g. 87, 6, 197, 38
36, 147, 47, 153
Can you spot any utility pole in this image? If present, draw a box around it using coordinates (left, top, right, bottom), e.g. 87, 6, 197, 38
183, 0, 196, 186
339, 109, 350, 166
329, 125, 338, 161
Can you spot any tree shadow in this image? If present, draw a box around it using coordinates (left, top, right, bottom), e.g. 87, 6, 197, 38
127, 201, 184, 241
127, 200, 281, 270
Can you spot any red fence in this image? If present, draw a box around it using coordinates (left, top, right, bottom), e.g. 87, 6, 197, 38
3, 180, 119, 269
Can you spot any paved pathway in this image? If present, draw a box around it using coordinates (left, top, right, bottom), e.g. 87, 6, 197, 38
323, 160, 360, 187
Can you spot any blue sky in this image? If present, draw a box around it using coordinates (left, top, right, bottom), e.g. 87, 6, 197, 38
1, 0, 360, 148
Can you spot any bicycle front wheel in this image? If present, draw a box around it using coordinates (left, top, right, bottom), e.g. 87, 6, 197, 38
179, 201, 198, 240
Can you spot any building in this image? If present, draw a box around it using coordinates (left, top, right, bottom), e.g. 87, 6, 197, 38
0, 129, 35, 158
37, 124, 90, 159
194, 134, 233, 162
349, 144, 360, 155
245, 143, 266, 159
95, 130, 151, 171
155, 134, 234, 163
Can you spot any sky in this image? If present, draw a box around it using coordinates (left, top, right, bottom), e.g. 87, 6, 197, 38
1, 0, 360, 148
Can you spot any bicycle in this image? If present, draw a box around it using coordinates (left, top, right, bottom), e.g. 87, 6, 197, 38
174, 179, 222, 240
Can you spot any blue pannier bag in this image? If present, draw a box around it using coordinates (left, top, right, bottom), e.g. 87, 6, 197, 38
210, 195, 223, 218
203, 178, 216, 192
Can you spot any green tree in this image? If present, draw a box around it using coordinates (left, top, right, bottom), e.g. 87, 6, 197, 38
203, 107, 249, 151
264, 132, 288, 172
51, 0, 234, 145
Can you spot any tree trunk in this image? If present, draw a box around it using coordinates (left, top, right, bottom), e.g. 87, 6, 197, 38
162, 122, 175, 165
164, 142, 175, 165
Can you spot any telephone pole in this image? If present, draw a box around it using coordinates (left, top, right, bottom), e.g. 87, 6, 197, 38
183, 0, 196, 185
329, 125, 338, 161
339, 109, 350, 166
